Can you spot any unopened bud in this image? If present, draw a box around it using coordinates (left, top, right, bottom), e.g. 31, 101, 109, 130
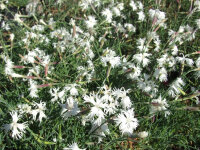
39, 19, 47, 25
14, 14, 23, 24
10, 33, 15, 41
138, 131, 148, 138
0, 3, 6, 10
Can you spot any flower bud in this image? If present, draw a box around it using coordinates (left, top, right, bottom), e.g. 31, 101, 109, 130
14, 14, 23, 24
10, 33, 15, 41
0, 3, 6, 10
138, 131, 148, 138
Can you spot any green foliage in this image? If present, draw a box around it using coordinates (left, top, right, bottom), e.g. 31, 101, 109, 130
9, 0, 29, 7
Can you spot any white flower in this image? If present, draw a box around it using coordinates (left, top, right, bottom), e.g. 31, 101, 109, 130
114, 108, 138, 135
117, 3, 124, 11
112, 87, 132, 109
50, 88, 65, 103
176, 54, 194, 67
60, 97, 80, 119
104, 99, 118, 115
0, 3, 6, 10
24, 51, 37, 64
26, 0, 39, 15
124, 23, 136, 32
101, 8, 113, 23
41, 55, 50, 66
157, 54, 176, 68
194, 0, 200, 11
101, 48, 121, 68
65, 84, 79, 96
2, 111, 28, 139
168, 78, 185, 97
32, 25, 45, 32
150, 95, 170, 117
112, 7, 121, 16
83, 93, 105, 125
17, 104, 32, 114
149, 9, 166, 26
130, 0, 137, 11
115, 23, 126, 33
4, 58, 15, 75
137, 11, 145, 21
31, 101, 47, 122
133, 53, 151, 67
196, 57, 200, 67
14, 14, 23, 24
171, 45, 178, 55
79, 0, 90, 10
63, 142, 85, 150
29, 80, 38, 98
136, 38, 147, 52
136, 1, 143, 10
127, 65, 141, 80
1, 21, 10, 30
137, 74, 158, 97
154, 38, 161, 52
153, 67, 168, 82
85, 16, 97, 29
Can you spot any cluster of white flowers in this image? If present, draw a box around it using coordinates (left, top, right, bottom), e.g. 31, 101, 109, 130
1, 0, 200, 148
130, 0, 145, 21
79, 0, 101, 10
83, 85, 138, 138
2, 100, 47, 139
149, 9, 166, 28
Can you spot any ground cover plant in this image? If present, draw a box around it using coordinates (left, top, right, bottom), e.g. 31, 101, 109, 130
0, 0, 200, 149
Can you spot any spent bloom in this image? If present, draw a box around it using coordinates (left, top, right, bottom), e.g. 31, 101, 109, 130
60, 97, 80, 119
89, 123, 110, 143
